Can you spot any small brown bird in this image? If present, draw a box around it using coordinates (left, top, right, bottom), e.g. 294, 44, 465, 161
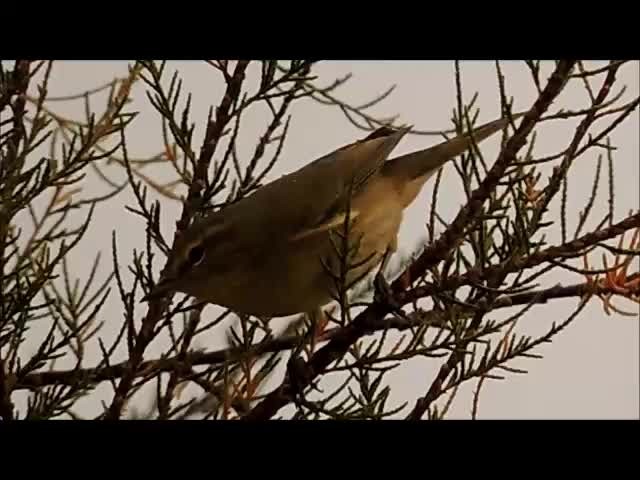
143, 113, 521, 318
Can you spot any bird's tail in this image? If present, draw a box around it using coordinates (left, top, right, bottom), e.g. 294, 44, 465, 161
383, 111, 526, 182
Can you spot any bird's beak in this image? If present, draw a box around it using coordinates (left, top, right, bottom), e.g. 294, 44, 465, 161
140, 276, 177, 303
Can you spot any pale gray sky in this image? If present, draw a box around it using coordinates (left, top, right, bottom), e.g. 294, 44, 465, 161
10, 60, 640, 419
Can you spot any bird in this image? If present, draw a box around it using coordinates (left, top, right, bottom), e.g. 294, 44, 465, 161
142, 112, 522, 319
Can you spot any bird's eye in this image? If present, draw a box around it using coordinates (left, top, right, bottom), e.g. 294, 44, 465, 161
187, 244, 205, 266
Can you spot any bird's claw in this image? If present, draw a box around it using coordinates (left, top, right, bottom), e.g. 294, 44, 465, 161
373, 272, 401, 311
287, 355, 313, 395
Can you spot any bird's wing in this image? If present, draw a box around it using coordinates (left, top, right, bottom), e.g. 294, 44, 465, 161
288, 209, 362, 242
289, 113, 526, 241
223, 126, 409, 245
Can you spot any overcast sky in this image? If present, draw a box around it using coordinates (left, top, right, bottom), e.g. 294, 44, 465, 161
10, 60, 640, 419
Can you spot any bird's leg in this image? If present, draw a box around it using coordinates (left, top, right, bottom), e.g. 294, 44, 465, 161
374, 272, 401, 309
286, 307, 325, 399
373, 247, 402, 312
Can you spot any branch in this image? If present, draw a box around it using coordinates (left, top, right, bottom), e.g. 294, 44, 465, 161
15, 268, 639, 394
102, 60, 250, 420
407, 211, 640, 302
400, 61, 576, 291
0, 359, 14, 420
404, 62, 630, 420
0, 59, 32, 421
240, 60, 578, 421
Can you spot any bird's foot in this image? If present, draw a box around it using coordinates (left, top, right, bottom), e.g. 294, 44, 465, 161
373, 272, 402, 311
287, 354, 313, 396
